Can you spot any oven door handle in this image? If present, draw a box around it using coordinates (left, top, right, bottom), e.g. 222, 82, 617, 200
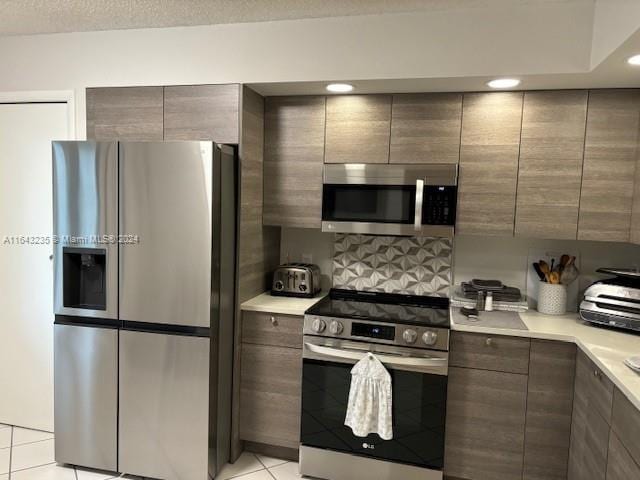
414, 179, 424, 231
304, 342, 448, 374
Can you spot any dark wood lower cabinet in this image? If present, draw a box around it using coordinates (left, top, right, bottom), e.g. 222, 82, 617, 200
239, 342, 302, 449
606, 431, 640, 480
523, 341, 576, 480
444, 366, 528, 480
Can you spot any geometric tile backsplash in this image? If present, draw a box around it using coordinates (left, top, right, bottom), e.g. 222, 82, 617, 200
332, 234, 453, 296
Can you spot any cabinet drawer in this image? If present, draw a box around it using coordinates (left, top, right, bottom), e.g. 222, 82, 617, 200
611, 388, 640, 467
450, 331, 530, 374
575, 350, 614, 424
239, 343, 302, 449
242, 311, 303, 349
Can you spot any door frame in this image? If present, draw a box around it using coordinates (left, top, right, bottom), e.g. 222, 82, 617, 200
0, 90, 76, 138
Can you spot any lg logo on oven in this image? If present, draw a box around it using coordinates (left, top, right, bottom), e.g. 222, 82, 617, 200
362, 443, 375, 450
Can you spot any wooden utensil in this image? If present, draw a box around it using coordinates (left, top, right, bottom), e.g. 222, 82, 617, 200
561, 257, 578, 285
538, 260, 551, 282
549, 271, 561, 284
532, 263, 546, 281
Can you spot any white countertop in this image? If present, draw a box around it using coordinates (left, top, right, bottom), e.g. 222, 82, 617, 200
240, 291, 326, 316
240, 290, 640, 411
451, 309, 640, 411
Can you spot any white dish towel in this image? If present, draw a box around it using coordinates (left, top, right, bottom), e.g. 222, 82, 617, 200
344, 352, 393, 440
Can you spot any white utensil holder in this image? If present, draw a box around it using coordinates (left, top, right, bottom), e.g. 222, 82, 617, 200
537, 282, 567, 315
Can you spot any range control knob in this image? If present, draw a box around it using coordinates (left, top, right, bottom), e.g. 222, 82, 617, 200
311, 318, 326, 333
402, 329, 418, 344
422, 331, 438, 346
329, 320, 344, 335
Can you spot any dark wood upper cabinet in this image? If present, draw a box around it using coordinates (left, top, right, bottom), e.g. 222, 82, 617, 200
263, 96, 325, 228
515, 90, 588, 239
86, 87, 164, 141
578, 89, 640, 242
456, 92, 523, 236
163, 84, 240, 143
389, 93, 462, 164
325, 95, 391, 164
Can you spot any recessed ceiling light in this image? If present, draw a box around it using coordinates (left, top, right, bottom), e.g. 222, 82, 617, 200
627, 54, 640, 66
487, 78, 521, 89
326, 83, 354, 93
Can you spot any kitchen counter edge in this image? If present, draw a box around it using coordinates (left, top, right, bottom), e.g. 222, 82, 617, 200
451, 309, 640, 412
240, 291, 327, 317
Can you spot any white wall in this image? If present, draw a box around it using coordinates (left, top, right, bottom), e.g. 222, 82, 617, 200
0, 3, 596, 138
280, 228, 640, 308
280, 228, 334, 291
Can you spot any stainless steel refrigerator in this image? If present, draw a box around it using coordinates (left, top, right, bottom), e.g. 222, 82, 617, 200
52, 141, 236, 480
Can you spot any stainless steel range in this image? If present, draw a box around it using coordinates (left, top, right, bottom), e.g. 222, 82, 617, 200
300, 289, 450, 480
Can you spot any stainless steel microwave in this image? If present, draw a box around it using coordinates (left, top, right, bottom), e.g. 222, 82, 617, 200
322, 164, 458, 237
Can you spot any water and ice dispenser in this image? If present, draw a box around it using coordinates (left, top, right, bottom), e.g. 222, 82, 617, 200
62, 247, 107, 310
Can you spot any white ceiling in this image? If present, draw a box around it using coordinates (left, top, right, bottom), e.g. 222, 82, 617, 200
0, 0, 592, 36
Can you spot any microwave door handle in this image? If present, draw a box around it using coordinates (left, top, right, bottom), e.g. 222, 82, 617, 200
414, 179, 424, 231
304, 342, 446, 369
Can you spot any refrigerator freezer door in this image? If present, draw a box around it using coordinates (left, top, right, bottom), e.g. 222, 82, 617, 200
54, 323, 118, 471
118, 330, 210, 480
52, 141, 118, 319
119, 141, 213, 328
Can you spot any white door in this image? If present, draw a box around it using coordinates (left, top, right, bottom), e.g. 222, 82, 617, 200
0, 102, 70, 431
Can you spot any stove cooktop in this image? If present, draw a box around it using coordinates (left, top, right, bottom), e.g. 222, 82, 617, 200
305, 289, 450, 328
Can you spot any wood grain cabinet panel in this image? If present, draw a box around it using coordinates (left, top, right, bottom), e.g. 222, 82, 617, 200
578, 89, 640, 241
163, 84, 240, 143
457, 92, 523, 236
523, 340, 576, 480
575, 350, 614, 424
449, 331, 530, 374
263, 96, 326, 228
242, 311, 303, 349
444, 366, 528, 480
606, 431, 640, 480
611, 388, 640, 467
567, 350, 612, 480
239, 343, 302, 449
515, 91, 588, 239
389, 93, 462, 164
632, 130, 640, 244
325, 95, 391, 164
86, 87, 164, 141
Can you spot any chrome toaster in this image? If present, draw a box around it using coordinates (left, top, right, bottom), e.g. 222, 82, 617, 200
580, 268, 640, 332
271, 263, 321, 298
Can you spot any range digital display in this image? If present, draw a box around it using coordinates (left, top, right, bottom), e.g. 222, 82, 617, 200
351, 322, 395, 340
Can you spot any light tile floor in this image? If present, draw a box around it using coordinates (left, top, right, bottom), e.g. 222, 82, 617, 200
0, 424, 305, 480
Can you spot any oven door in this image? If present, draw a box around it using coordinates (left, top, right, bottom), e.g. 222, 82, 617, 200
301, 336, 448, 470
321, 164, 457, 237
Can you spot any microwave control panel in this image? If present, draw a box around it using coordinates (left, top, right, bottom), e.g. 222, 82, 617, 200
423, 185, 457, 226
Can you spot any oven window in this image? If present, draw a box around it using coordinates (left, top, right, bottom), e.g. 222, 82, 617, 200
301, 359, 447, 470
322, 185, 415, 224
